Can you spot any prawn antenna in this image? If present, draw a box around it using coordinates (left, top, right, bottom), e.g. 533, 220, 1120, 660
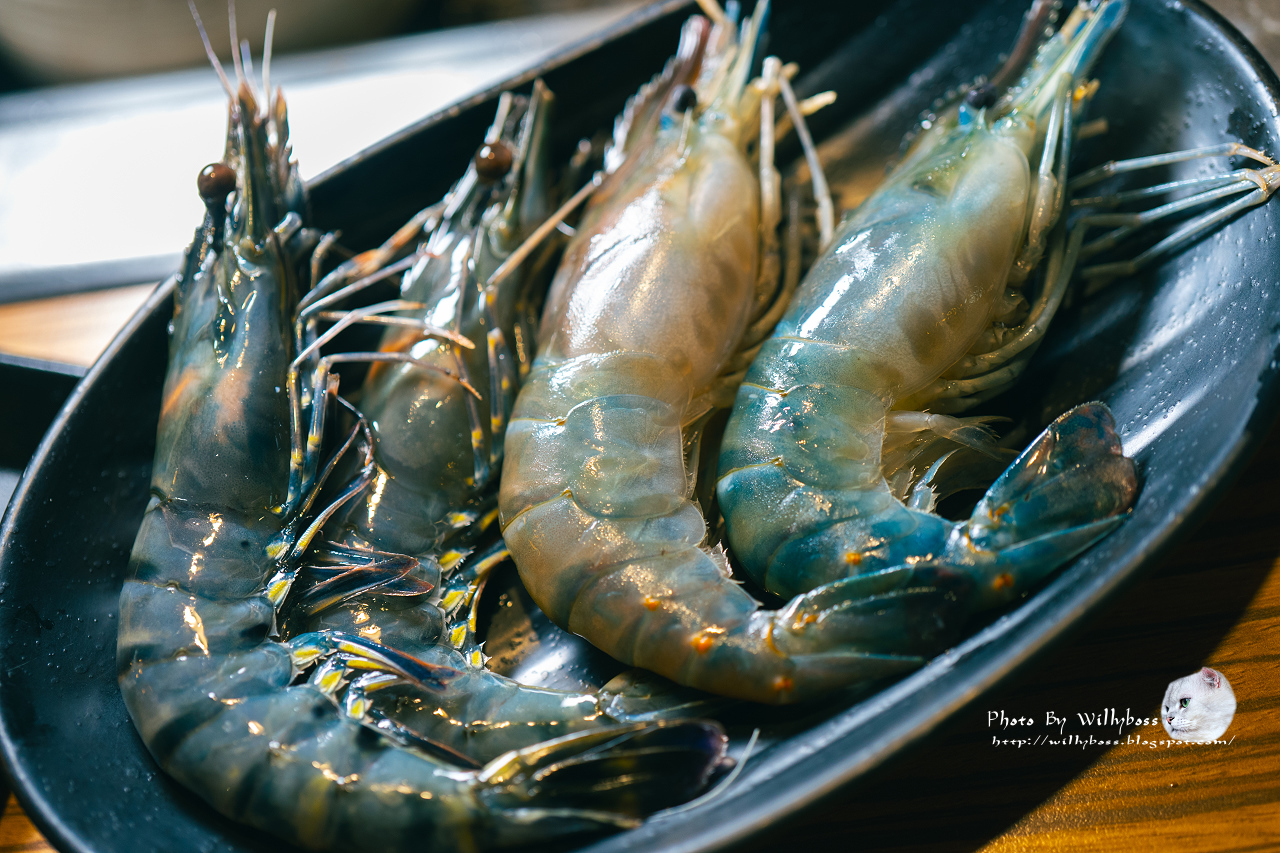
695, 0, 730, 28
778, 69, 834, 249
724, 0, 768, 110
189, 0, 236, 100
240, 38, 261, 109
228, 0, 245, 87
262, 9, 276, 114
240, 39, 255, 86
990, 0, 1061, 91
484, 173, 600, 290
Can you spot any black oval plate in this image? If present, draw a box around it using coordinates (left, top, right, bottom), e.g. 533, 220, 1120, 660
3, 1, 1280, 852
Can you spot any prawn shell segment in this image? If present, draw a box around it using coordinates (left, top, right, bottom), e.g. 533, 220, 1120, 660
770, 126, 1031, 403
537, 130, 761, 388
502, 353, 699, 624
717, 373, 950, 594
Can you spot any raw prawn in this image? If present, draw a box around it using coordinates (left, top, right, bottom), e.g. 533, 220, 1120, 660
715, 0, 1276, 661
116, 17, 726, 851
498, 0, 896, 705
284, 85, 721, 764
313, 83, 559, 560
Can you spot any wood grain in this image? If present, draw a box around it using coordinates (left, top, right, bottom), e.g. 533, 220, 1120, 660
0, 284, 155, 367
0, 794, 47, 853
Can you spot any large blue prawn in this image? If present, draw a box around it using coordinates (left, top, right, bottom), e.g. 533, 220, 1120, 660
715, 0, 1277, 687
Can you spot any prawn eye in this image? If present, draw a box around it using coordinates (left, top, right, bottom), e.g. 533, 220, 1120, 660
670, 84, 697, 114
197, 162, 237, 203
474, 141, 514, 182
965, 83, 997, 109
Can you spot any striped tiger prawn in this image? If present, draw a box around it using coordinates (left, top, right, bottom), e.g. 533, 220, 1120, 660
116, 12, 727, 851
283, 79, 723, 765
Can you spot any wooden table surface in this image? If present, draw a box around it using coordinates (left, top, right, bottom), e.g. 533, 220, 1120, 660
1, 277, 1279, 853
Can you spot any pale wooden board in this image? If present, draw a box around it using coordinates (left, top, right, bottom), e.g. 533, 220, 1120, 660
0, 283, 155, 368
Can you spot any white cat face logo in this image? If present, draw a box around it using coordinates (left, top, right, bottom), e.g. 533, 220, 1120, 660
1162, 667, 1236, 742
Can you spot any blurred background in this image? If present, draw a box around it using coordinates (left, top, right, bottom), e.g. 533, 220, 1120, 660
0, 0, 642, 322
0, 0, 641, 86
0, 0, 1275, 364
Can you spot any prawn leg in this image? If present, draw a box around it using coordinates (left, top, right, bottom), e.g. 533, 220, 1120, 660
283, 90, 729, 764
1074, 158, 1280, 284
948, 148, 1280, 397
